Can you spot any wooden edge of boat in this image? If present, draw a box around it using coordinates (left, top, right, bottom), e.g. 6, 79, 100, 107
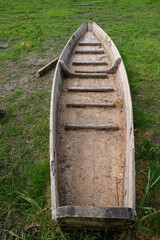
56, 206, 137, 230
50, 22, 136, 228
50, 22, 88, 219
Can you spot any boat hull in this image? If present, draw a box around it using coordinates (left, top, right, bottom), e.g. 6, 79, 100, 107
50, 22, 136, 229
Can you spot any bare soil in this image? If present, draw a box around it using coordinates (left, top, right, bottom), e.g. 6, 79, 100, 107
0, 48, 56, 99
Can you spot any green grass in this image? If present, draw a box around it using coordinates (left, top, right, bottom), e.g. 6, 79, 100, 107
0, 0, 160, 239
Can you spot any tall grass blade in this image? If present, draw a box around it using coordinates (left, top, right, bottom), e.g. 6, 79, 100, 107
139, 225, 153, 233
56, 226, 68, 240
141, 207, 155, 211
16, 191, 41, 211
149, 175, 160, 189
140, 210, 160, 222
2, 229, 25, 240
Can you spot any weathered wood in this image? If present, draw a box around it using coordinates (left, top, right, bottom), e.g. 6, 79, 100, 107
67, 102, 115, 108
59, 60, 107, 78
50, 22, 136, 229
74, 58, 121, 74
72, 60, 108, 65
56, 206, 137, 229
36, 57, 58, 77
78, 42, 101, 46
50, 22, 88, 220
106, 58, 121, 74
68, 86, 114, 92
92, 22, 135, 209
65, 123, 119, 131
75, 49, 104, 54
72, 73, 107, 78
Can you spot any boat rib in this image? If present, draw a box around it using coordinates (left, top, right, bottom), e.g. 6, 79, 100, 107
59, 60, 107, 78
75, 49, 104, 54
68, 87, 114, 92
65, 123, 119, 131
78, 42, 101, 46
67, 102, 115, 108
72, 60, 108, 65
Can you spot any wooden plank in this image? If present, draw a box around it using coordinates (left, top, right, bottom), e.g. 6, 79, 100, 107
70, 73, 107, 78
68, 87, 114, 92
36, 57, 58, 77
67, 102, 115, 108
56, 206, 137, 229
65, 123, 119, 131
74, 58, 121, 74
75, 50, 104, 54
78, 42, 101, 46
72, 61, 108, 65
59, 60, 107, 78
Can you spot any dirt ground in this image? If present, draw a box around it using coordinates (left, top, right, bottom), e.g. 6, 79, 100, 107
0, 44, 57, 100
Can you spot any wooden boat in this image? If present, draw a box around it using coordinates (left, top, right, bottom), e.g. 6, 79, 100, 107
50, 22, 137, 230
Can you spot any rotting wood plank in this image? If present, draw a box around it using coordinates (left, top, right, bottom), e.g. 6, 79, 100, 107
36, 57, 58, 77
72, 61, 108, 65
78, 42, 101, 46
65, 123, 119, 131
75, 50, 104, 54
67, 102, 115, 108
68, 86, 114, 92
